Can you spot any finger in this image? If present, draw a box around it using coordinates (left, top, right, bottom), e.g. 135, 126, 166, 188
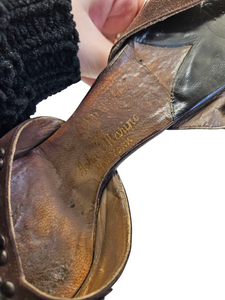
72, 4, 113, 79
81, 76, 96, 86
101, 0, 146, 41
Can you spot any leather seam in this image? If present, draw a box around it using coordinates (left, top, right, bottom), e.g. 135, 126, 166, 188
130, 42, 171, 98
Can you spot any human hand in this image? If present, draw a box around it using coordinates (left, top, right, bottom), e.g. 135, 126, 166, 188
72, 0, 145, 85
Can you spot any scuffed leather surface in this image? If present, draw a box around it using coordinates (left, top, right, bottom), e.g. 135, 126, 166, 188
109, 0, 203, 62
132, 41, 191, 94
0, 117, 131, 300
11, 152, 93, 298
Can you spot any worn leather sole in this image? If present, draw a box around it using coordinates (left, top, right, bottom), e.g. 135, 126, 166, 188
1, 0, 225, 299
0, 117, 131, 300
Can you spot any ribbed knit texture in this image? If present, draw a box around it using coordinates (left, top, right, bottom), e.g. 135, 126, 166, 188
0, 0, 80, 137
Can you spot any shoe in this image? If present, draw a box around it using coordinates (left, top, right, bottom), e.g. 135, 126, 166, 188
1, 0, 224, 299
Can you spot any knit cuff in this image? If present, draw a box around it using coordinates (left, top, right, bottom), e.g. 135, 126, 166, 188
0, 0, 80, 137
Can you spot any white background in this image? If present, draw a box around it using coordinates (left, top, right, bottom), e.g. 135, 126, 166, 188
33, 82, 225, 300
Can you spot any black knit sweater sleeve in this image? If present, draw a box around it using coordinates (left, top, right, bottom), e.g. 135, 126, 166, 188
0, 0, 80, 137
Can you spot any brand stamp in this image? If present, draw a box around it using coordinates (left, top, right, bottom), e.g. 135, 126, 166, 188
94, 114, 139, 152
77, 114, 139, 176
77, 153, 100, 177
